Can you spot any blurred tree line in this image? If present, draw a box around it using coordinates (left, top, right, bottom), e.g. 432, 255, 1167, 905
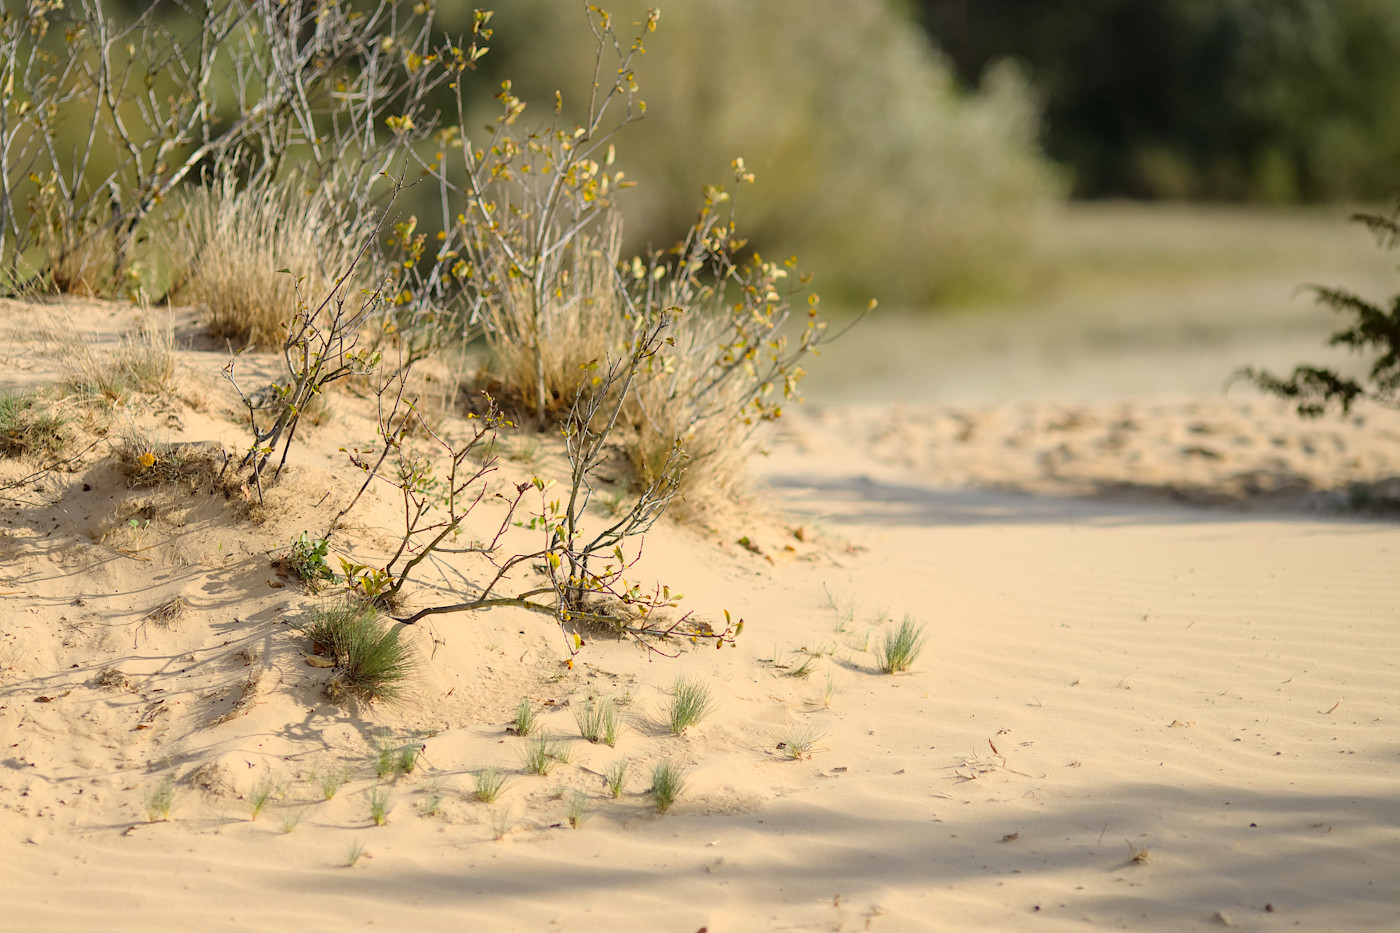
86, 0, 1400, 305
914, 0, 1400, 202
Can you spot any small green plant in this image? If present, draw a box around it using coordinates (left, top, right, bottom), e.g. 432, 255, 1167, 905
248, 775, 279, 820
298, 601, 415, 706
418, 779, 446, 817
125, 518, 153, 552
143, 776, 176, 822
777, 724, 826, 760
666, 677, 715, 735
878, 615, 928, 674
489, 806, 513, 841
346, 839, 369, 867
823, 669, 838, 709
372, 743, 398, 778
368, 785, 391, 826
314, 764, 350, 801
604, 759, 629, 799
281, 808, 308, 834
471, 766, 509, 804
785, 654, 816, 680
650, 759, 688, 813
823, 583, 856, 633
522, 733, 572, 776
566, 791, 590, 829
371, 741, 419, 778
284, 532, 337, 584
0, 390, 68, 459
574, 696, 621, 746
510, 698, 539, 737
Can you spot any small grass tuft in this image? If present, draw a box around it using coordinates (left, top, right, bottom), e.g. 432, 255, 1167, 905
574, 696, 621, 746
281, 808, 308, 834
504, 434, 542, 466
823, 669, 839, 709
510, 697, 539, 736
248, 775, 279, 820
418, 780, 445, 818
488, 806, 513, 841
346, 839, 369, 867
372, 743, 397, 778
785, 653, 817, 679
51, 316, 175, 403
471, 766, 509, 804
666, 677, 715, 735
603, 759, 629, 799
566, 790, 590, 829
650, 759, 688, 814
143, 775, 176, 822
0, 389, 68, 459
370, 740, 419, 778
368, 785, 391, 826
521, 733, 571, 776
313, 764, 350, 800
777, 723, 826, 760
111, 318, 176, 394
824, 583, 857, 632
298, 601, 415, 707
877, 614, 928, 674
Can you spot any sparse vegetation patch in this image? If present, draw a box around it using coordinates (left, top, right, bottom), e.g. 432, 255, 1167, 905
0, 390, 67, 459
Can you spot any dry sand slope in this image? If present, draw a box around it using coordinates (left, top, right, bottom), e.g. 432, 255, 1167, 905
0, 298, 1397, 932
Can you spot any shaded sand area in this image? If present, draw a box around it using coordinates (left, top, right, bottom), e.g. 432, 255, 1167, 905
1, 212, 1398, 931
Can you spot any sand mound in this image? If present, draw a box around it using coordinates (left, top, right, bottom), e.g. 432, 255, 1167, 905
0, 297, 1396, 931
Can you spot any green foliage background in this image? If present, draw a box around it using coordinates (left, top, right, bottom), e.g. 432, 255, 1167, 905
915, 0, 1400, 202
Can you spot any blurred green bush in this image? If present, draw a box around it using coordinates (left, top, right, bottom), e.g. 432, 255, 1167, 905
466, 0, 1060, 305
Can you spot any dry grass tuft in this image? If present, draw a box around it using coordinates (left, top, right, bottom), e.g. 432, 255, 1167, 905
164, 173, 359, 348
211, 672, 261, 725
110, 318, 176, 393
475, 222, 627, 420
140, 596, 187, 631
623, 315, 753, 505
47, 314, 176, 403
115, 431, 227, 490
45, 212, 118, 298
0, 389, 69, 459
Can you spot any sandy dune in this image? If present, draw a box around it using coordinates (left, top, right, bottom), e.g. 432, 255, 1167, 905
0, 297, 1397, 932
